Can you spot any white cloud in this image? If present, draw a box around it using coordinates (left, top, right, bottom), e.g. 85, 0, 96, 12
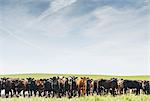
0, 1, 148, 75
27, 0, 77, 27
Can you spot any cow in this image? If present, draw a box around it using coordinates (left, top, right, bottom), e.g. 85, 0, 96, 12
35, 79, 44, 97
3, 78, 13, 98
43, 78, 53, 97
27, 78, 37, 97
92, 80, 98, 95
86, 78, 93, 96
58, 76, 66, 97
11, 78, 23, 97
51, 76, 61, 98
20, 79, 29, 97
117, 79, 124, 95
64, 77, 71, 98
123, 80, 142, 95
142, 81, 150, 94
65, 76, 78, 98
0, 78, 4, 97
76, 77, 87, 97
98, 78, 118, 96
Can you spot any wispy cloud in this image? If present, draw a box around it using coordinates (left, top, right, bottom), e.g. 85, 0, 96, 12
27, 0, 77, 27
0, 0, 149, 75
0, 27, 43, 50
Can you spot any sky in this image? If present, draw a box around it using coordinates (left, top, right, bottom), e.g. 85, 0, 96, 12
0, 0, 149, 75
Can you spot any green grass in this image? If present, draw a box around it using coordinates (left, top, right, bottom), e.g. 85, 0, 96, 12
0, 94, 150, 101
0, 73, 150, 101
0, 73, 150, 80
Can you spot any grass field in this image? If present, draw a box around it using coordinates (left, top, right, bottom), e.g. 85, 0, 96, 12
0, 73, 150, 80
0, 73, 150, 101
0, 94, 150, 101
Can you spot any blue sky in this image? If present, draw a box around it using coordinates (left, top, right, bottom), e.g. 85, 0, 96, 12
0, 0, 149, 75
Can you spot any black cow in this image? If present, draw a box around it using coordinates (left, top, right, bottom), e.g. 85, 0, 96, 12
4, 78, 13, 98
66, 76, 78, 98
142, 81, 150, 94
11, 79, 25, 97
92, 80, 98, 95
0, 78, 4, 97
123, 80, 142, 95
43, 79, 53, 97
27, 78, 37, 97
98, 78, 118, 96
71, 76, 78, 97
51, 77, 60, 98
86, 78, 92, 96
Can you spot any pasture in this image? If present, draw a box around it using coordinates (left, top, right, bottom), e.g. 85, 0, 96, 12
0, 94, 150, 101
0, 73, 150, 80
0, 73, 150, 101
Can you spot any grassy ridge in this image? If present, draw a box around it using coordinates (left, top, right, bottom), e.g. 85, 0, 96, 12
0, 73, 150, 101
0, 73, 150, 80
0, 94, 150, 101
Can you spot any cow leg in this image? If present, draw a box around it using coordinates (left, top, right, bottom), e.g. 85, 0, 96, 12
67, 90, 71, 98
78, 89, 81, 97
69, 90, 72, 97
72, 92, 75, 98
86, 88, 89, 96
43, 90, 46, 97
28, 90, 30, 97
70, 90, 73, 97
137, 88, 140, 95
136, 89, 138, 95
18, 90, 22, 97
33, 90, 36, 96
121, 88, 123, 94
138, 88, 140, 95
98, 88, 100, 95
96, 89, 99, 95
23, 90, 26, 97
13, 90, 16, 96
5, 90, 9, 98
10, 90, 13, 97
52, 91, 54, 97
106, 89, 109, 95
92, 89, 94, 95
61, 88, 63, 96
72, 90, 74, 97
112, 88, 115, 96
58, 91, 61, 98
38, 91, 41, 97
0, 90, 1, 97
124, 88, 127, 94
48, 91, 51, 97
30, 90, 32, 97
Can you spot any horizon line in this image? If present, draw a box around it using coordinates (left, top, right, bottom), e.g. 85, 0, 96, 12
0, 73, 149, 77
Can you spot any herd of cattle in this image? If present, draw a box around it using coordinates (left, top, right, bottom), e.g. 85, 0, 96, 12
0, 76, 150, 98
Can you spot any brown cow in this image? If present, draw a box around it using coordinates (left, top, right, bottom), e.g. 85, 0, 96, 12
35, 79, 44, 97
21, 79, 29, 97
58, 76, 66, 97
76, 77, 87, 97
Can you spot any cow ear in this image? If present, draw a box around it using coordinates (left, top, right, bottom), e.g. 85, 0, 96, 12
81, 77, 83, 79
